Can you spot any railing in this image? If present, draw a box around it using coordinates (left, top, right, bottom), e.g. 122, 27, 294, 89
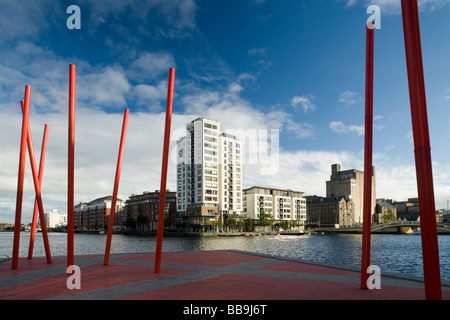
371, 221, 421, 231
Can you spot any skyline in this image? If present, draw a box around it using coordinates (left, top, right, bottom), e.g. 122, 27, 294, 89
1, 0, 450, 223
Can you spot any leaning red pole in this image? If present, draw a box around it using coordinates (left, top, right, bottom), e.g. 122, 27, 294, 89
155, 68, 175, 273
361, 22, 374, 289
20, 103, 52, 263
401, 0, 442, 300
12, 86, 31, 269
104, 108, 129, 265
27, 122, 49, 260
67, 64, 76, 269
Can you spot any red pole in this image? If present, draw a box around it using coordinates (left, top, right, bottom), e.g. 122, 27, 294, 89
68, 64, 76, 270
20, 104, 52, 264
361, 23, 374, 289
401, 0, 442, 300
104, 108, 129, 265
12, 86, 31, 269
155, 68, 175, 273
27, 122, 49, 260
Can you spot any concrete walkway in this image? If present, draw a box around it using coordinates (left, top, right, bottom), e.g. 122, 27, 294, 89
1, 250, 449, 300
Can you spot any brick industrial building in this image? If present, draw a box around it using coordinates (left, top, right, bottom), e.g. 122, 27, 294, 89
326, 163, 375, 224
74, 196, 125, 230
124, 190, 177, 232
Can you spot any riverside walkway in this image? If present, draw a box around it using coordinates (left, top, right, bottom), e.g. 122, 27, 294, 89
1, 250, 450, 300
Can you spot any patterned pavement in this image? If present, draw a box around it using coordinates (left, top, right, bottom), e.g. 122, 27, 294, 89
1, 250, 449, 300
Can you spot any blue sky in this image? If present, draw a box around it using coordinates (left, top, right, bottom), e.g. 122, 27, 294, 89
1, 0, 450, 223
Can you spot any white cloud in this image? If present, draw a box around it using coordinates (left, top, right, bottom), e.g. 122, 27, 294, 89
340, 0, 450, 14
181, 81, 314, 140
133, 81, 170, 111
291, 95, 316, 113
0, 43, 317, 223
78, 67, 131, 108
127, 52, 176, 82
248, 47, 270, 56
330, 121, 365, 136
338, 91, 362, 107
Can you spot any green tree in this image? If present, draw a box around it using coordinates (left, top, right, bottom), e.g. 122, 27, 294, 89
244, 218, 253, 232
259, 212, 274, 228
227, 213, 244, 231
382, 209, 396, 224
280, 220, 289, 230
209, 220, 218, 232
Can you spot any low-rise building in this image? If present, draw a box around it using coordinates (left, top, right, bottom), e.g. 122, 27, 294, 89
45, 209, 67, 229
124, 190, 177, 232
305, 195, 355, 228
243, 186, 307, 228
74, 196, 125, 230
374, 200, 397, 224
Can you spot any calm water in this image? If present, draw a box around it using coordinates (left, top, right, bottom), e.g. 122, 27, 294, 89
1, 232, 450, 280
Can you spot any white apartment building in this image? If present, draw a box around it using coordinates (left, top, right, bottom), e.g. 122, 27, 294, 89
45, 209, 67, 229
243, 186, 307, 225
219, 132, 243, 214
176, 118, 243, 227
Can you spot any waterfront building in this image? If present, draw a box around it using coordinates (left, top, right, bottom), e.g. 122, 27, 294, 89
74, 196, 125, 230
176, 118, 243, 231
326, 163, 375, 224
124, 190, 177, 231
45, 209, 67, 229
305, 195, 355, 228
243, 186, 307, 228
443, 207, 450, 223
390, 198, 445, 222
374, 200, 397, 224
392, 198, 419, 221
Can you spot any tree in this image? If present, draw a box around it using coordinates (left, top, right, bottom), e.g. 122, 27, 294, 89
280, 220, 289, 230
382, 209, 396, 224
227, 213, 241, 231
137, 214, 148, 232
209, 220, 218, 232
259, 212, 274, 228
125, 216, 136, 232
244, 218, 253, 232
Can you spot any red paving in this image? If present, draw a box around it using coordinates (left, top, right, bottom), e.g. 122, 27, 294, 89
0, 258, 66, 279
0, 250, 449, 300
257, 260, 360, 277
120, 273, 437, 300
117, 250, 265, 267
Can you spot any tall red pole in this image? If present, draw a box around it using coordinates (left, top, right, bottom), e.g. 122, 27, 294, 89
155, 68, 175, 273
401, 0, 442, 300
27, 122, 49, 260
12, 86, 31, 269
104, 108, 129, 265
361, 22, 374, 289
68, 64, 76, 270
20, 104, 52, 264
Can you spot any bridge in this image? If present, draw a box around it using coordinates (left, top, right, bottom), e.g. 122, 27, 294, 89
371, 222, 450, 234
310, 222, 450, 235
371, 221, 421, 234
